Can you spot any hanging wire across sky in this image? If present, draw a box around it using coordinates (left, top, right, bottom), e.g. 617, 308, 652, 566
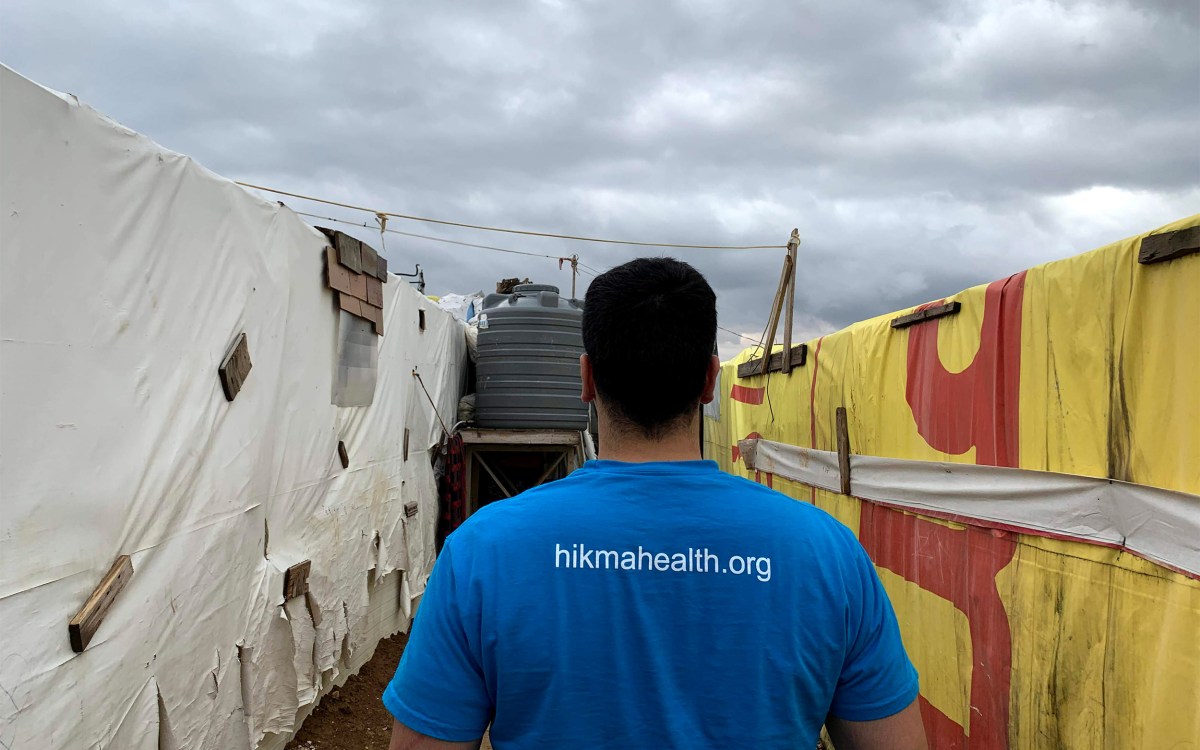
239, 181, 786, 251
292, 210, 577, 262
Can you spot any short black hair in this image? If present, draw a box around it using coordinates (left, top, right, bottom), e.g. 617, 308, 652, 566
582, 257, 717, 437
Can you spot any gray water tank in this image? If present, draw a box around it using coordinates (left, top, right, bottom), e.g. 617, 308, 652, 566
475, 284, 587, 430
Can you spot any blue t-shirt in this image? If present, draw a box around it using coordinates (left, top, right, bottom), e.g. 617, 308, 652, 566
384, 459, 918, 748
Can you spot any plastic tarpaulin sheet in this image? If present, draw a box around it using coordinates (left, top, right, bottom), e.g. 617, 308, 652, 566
706, 214, 1200, 748
0, 65, 465, 749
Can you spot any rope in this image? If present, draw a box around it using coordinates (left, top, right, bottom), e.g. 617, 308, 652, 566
293, 211, 573, 261
240, 181, 785, 250
717, 325, 761, 343
413, 370, 451, 436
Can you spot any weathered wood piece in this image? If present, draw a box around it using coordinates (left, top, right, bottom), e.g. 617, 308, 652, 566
68, 555, 133, 652
361, 303, 384, 335
365, 276, 384, 308
326, 246, 354, 295
737, 344, 807, 379
891, 301, 961, 329
403, 428, 410, 461
404, 501, 419, 518
836, 406, 851, 496
218, 332, 253, 401
782, 229, 801, 375
283, 560, 311, 600
1138, 226, 1200, 265
360, 243, 380, 279
757, 253, 795, 375
378, 255, 389, 281
418, 309, 426, 331
337, 292, 362, 318
335, 233, 362, 274
337, 440, 349, 469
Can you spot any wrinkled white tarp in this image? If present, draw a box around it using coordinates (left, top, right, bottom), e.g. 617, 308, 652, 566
745, 439, 1200, 578
0, 64, 465, 749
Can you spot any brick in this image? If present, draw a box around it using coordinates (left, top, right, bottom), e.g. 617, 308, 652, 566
366, 276, 384, 307
325, 246, 354, 295
336, 233, 362, 274
337, 292, 362, 317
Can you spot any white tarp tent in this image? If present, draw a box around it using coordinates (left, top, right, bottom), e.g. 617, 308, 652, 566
0, 65, 465, 749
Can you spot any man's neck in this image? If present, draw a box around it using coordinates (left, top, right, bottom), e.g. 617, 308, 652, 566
596, 412, 703, 463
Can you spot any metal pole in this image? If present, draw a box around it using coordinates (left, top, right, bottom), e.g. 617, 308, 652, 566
571, 255, 579, 298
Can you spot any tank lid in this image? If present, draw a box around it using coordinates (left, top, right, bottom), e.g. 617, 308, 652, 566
513, 284, 559, 294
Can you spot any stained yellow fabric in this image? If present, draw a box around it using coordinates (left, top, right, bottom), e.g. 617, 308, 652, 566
705, 214, 1200, 747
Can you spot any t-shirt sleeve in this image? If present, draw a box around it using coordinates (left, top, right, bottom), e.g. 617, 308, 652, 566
828, 531, 920, 722
382, 540, 491, 741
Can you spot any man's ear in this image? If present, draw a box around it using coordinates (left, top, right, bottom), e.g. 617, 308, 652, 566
580, 353, 596, 403
699, 355, 721, 405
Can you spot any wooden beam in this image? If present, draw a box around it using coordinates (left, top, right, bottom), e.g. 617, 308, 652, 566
283, 560, 311, 600
1138, 225, 1200, 265
474, 453, 514, 498
836, 406, 851, 496
69, 555, 133, 652
757, 253, 795, 375
533, 452, 567, 486
891, 301, 961, 330
738, 343, 807, 379
458, 429, 583, 446
781, 229, 800, 375
218, 332, 253, 401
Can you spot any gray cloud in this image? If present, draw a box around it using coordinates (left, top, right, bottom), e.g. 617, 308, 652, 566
4, 0, 1197, 359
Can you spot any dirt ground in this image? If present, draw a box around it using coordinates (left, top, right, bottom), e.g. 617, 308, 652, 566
285, 632, 493, 750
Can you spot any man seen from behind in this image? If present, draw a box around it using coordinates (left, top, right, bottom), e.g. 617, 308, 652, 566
384, 257, 927, 749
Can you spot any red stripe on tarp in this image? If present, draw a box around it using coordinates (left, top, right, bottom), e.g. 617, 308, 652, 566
730, 384, 765, 405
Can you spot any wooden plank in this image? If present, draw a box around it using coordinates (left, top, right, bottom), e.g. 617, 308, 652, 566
378, 255, 389, 281
1138, 225, 1200, 265
345, 270, 368, 302
283, 560, 311, 600
474, 453, 514, 498
325, 246, 354, 295
781, 229, 800, 375
337, 440, 349, 469
836, 406, 851, 496
337, 292, 363, 318
218, 332, 252, 401
458, 429, 583, 446
737, 344, 807, 379
335, 233, 362, 274
757, 253, 794, 375
891, 301, 961, 329
361, 303, 384, 336
68, 555, 133, 652
360, 243, 380, 279
366, 276, 384, 307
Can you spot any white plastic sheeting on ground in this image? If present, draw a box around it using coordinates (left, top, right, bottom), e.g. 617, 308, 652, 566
0, 65, 466, 749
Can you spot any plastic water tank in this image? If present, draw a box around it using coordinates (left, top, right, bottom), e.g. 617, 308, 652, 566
474, 284, 587, 429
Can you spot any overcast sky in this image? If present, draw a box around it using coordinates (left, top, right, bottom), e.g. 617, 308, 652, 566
4, 0, 1198, 358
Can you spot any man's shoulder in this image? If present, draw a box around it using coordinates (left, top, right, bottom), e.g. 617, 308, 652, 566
452, 466, 855, 545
